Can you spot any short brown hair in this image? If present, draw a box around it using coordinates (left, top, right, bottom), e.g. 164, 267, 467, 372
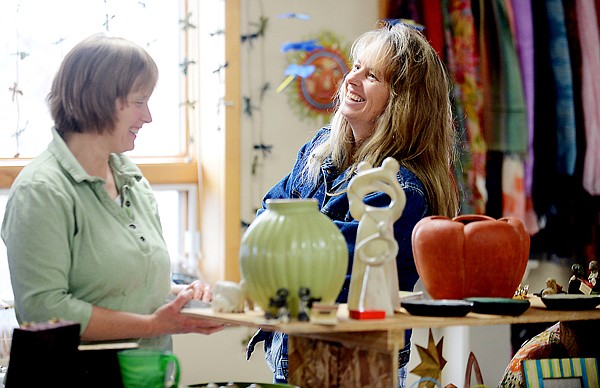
48, 33, 158, 136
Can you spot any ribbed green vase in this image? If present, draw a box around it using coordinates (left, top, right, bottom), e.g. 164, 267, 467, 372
239, 199, 348, 318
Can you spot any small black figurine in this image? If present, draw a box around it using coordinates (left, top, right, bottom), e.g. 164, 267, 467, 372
568, 263, 586, 294
589, 261, 599, 293
297, 287, 311, 322
267, 288, 290, 322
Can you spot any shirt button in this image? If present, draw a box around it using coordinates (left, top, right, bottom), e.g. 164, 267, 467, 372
125, 200, 131, 207
129, 224, 136, 229
140, 236, 145, 242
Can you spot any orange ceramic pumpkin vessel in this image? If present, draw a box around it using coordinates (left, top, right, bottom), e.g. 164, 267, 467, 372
411, 215, 530, 299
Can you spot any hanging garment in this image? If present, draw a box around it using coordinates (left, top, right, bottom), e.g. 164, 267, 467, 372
420, 0, 445, 56
509, 0, 535, 196
576, 1, 600, 195
546, 0, 577, 176
502, 154, 526, 221
509, 0, 539, 234
479, 0, 528, 154
446, 0, 488, 214
531, 0, 558, 218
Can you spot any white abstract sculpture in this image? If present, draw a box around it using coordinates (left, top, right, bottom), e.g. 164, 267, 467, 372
347, 157, 406, 318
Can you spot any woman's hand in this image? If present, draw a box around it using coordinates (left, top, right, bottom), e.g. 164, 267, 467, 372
154, 288, 225, 335
171, 279, 213, 302
82, 288, 225, 341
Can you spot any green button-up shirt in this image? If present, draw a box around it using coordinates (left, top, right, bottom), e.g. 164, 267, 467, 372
2, 128, 171, 348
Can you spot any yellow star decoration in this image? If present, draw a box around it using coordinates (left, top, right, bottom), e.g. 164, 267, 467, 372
410, 329, 447, 387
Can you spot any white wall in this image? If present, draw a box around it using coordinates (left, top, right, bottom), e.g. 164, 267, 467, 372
173, 327, 272, 386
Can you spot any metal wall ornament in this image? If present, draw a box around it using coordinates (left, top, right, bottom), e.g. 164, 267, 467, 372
283, 30, 350, 124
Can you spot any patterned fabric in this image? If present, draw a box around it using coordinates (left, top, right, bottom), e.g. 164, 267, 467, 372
499, 323, 563, 387
446, 0, 488, 214
499, 321, 583, 387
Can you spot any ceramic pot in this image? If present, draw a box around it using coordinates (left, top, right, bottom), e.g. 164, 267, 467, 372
239, 199, 348, 317
411, 214, 530, 299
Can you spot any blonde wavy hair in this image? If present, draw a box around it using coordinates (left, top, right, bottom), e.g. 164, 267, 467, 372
304, 21, 459, 217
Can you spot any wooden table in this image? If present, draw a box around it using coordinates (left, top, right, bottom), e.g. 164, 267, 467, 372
183, 297, 600, 387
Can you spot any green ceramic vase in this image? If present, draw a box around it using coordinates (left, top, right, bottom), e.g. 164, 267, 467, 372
239, 199, 348, 318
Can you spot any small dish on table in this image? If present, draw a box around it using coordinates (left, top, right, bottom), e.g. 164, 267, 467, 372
540, 294, 600, 310
465, 297, 531, 316
401, 299, 473, 317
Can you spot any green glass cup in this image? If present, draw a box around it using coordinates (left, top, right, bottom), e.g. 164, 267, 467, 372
117, 349, 180, 388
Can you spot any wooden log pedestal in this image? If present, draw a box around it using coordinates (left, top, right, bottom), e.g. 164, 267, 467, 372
288, 329, 403, 387
183, 297, 600, 388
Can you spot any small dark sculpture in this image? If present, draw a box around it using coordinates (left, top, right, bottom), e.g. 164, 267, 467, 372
568, 263, 586, 294
267, 288, 290, 322
540, 278, 563, 296
589, 261, 599, 293
297, 287, 312, 322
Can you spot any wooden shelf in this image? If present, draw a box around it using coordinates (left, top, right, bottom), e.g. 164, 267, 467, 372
183, 297, 600, 387
182, 296, 599, 334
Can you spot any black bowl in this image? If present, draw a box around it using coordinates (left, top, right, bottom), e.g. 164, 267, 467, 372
465, 297, 531, 316
401, 299, 473, 317
540, 294, 600, 310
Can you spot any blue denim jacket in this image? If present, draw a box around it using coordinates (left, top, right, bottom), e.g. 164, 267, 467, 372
246, 126, 428, 382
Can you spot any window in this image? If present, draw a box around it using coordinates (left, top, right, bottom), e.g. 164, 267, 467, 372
0, 0, 183, 158
0, 0, 230, 301
154, 185, 201, 281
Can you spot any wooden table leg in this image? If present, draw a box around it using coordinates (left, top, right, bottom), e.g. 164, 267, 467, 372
287, 330, 404, 387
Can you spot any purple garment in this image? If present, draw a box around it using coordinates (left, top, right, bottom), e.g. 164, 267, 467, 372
510, 0, 535, 195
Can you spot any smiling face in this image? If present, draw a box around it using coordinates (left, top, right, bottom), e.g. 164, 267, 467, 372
339, 47, 390, 143
111, 86, 153, 153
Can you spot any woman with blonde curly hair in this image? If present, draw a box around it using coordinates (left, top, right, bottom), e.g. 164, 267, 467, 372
247, 21, 460, 387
